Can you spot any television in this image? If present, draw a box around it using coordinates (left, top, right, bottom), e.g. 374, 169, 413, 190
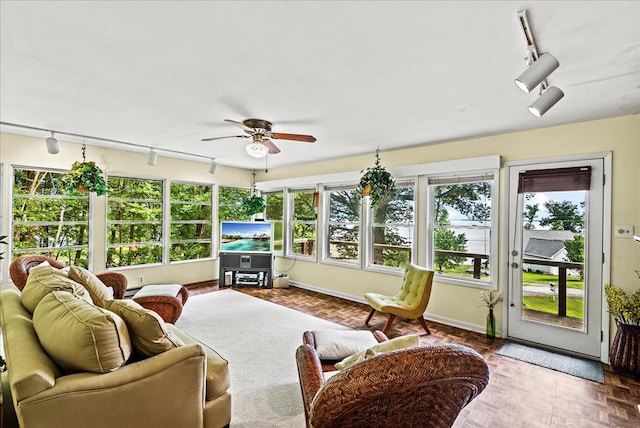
219, 221, 274, 253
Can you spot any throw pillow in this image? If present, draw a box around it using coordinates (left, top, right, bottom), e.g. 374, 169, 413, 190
33, 290, 132, 373
334, 334, 420, 370
69, 266, 114, 307
312, 329, 381, 359
103, 299, 184, 358
21, 261, 93, 313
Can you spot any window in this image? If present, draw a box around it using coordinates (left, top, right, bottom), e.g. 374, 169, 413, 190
367, 180, 415, 269
324, 185, 360, 264
11, 167, 90, 266
428, 172, 497, 286
264, 191, 284, 253
218, 187, 251, 221
106, 176, 163, 267
289, 189, 317, 257
170, 182, 213, 262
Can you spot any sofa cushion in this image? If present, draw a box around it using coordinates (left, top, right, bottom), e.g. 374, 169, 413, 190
311, 329, 380, 359
33, 290, 132, 373
334, 334, 420, 370
103, 299, 184, 358
69, 265, 114, 307
21, 261, 93, 313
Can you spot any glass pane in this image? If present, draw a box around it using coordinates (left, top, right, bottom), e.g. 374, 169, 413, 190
11, 248, 90, 268
266, 193, 284, 221
329, 189, 360, 222
107, 223, 163, 243
170, 242, 212, 261
327, 224, 359, 261
272, 220, 283, 252
170, 223, 212, 240
170, 204, 212, 221
13, 198, 89, 221
12, 224, 89, 250
170, 183, 212, 201
372, 225, 412, 268
107, 201, 163, 221
108, 177, 163, 198
292, 222, 315, 255
219, 187, 251, 221
107, 245, 162, 267
520, 190, 586, 331
373, 186, 414, 224
294, 192, 316, 220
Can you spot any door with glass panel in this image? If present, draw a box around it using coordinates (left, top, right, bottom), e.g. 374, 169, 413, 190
507, 159, 604, 357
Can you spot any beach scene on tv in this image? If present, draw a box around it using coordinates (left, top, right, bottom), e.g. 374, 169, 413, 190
220, 222, 273, 252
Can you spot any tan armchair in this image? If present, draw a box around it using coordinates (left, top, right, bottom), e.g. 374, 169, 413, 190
296, 342, 489, 428
9, 255, 127, 299
365, 263, 434, 334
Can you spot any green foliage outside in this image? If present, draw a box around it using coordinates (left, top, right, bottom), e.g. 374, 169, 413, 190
293, 192, 316, 255
265, 193, 284, 251
169, 182, 213, 261
219, 187, 251, 221
522, 295, 584, 318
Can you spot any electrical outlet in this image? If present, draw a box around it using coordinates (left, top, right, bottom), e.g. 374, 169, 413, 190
138, 276, 144, 285
614, 225, 633, 238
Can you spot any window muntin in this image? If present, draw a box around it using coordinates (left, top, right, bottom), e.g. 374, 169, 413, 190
264, 191, 284, 253
106, 176, 163, 267
325, 185, 360, 263
368, 180, 415, 269
11, 167, 90, 266
428, 173, 496, 286
169, 182, 213, 262
289, 189, 316, 257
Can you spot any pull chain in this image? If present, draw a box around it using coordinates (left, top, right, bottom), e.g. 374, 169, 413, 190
81, 143, 87, 162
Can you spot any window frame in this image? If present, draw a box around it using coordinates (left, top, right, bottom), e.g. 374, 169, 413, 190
322, 184, 362, 268
263, 189, 284, 256
426, 169, 499, 289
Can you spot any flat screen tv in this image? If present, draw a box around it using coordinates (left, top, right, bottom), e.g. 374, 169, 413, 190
219, 221, 273, 253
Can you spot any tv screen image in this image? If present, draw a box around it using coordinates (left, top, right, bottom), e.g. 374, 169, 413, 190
220, 221, 273, 253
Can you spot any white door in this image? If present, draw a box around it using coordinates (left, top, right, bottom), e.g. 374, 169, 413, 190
507, 158, 604, 358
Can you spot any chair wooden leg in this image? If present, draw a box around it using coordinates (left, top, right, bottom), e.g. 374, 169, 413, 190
382, 314, 397, 334
365, 308, 376, 325
418, 316, 431, 335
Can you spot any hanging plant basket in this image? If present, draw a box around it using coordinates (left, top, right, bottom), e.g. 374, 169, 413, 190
357, 149, 396, 207
60, 145, 107, 196
241, 194, 266, 216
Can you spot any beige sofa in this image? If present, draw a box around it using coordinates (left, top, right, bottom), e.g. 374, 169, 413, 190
0, 264, 231, 428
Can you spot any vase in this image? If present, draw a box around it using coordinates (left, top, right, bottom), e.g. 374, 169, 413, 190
486, 308, 496, 339
609, 322, 640, 379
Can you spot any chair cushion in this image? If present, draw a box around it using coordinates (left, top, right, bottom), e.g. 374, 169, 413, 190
33, 290, 132, 373
311, 329, 380, 359
69, 266, 114, 307
103, 299, 184, 358
334, 334, 420, 370
21, 261, 93, 313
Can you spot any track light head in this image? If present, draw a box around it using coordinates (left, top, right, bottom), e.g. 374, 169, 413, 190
515, 53, 560, 93
528, 86, 564, 117
147, 148, 158, 166
45, 132, 59, 154
208, 158, 217, 174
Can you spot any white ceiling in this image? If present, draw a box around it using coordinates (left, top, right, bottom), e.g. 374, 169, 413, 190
1, 1, 639, 170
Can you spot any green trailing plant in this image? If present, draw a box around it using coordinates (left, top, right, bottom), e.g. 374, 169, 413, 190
241, 194, 266, 216
605, 283, 640, 326
60, 144, 107, 196
357, 148, 396, 207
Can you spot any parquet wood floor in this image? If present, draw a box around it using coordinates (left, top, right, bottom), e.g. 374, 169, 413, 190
188, 284, 640, 427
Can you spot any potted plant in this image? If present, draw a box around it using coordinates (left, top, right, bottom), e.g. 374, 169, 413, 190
61, 160, 108, 196
241, 194, 265, 216
605, 283, 640, 378
357, 148, 396, 207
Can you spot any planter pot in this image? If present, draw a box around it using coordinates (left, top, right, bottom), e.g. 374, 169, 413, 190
609, 322, 640, 379
361, 184, 372, 196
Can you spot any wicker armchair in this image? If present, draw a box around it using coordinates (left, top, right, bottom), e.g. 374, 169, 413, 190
9, 255, 127, 299
296, 342, 489, 428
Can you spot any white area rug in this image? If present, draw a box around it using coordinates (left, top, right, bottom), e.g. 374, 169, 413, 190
176, 289, 349, 428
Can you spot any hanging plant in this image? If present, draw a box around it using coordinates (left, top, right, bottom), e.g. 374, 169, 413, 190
357, 148, 396, 207
241, 169, 265, 216
60, 144, 108, 196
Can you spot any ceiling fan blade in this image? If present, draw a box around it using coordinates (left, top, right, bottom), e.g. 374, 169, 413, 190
270, 132, 316, 143
201, 134, 248, 142
262, 138, 281, 154
224, 119, 253, 132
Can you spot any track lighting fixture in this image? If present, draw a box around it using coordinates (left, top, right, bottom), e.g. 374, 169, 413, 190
208, 158, 217, 174
514, 53, 559, 94
147, 148, 158, 166
45, 131, 59, 154
528, 86, 564, 117
245, 142, 268, 158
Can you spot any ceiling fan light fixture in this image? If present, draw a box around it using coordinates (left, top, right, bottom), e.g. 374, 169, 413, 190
45, 131, 59, 154
245, 142, 268, 158
528, 86, 564, 117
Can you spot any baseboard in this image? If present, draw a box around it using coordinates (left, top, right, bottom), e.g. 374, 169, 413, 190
290, 280, 492, 337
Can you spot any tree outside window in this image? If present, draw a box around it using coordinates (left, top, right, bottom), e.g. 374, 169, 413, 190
290, 189, 316, 257
264, 191, 284, 253
218, 187, 251, 221
170, 182, 213, 262
106, 177, 163, 267
12, 168, 90, 266
325, 186, 360, 263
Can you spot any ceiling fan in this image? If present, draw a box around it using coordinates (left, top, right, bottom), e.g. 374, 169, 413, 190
202, 118, 316, 158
